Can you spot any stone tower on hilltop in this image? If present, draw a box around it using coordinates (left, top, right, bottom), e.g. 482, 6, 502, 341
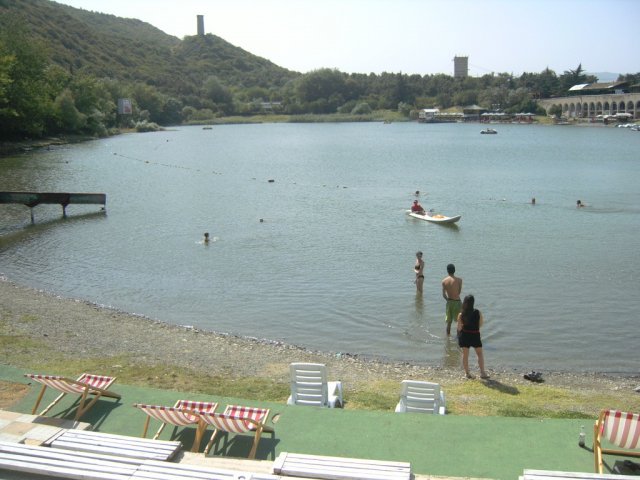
197, 15, 204, 36
453, 56, 468, 78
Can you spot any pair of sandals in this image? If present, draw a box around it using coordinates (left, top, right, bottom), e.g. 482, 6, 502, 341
524, 371, 544, 382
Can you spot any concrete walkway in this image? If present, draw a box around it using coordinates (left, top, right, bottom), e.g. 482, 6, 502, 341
0, 365, 613, 480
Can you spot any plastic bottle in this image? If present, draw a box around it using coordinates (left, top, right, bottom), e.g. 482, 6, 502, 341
579, 425, 586, 447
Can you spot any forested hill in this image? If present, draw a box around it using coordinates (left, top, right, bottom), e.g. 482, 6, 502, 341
3, 0, 637, 140
1, 0, 298, 94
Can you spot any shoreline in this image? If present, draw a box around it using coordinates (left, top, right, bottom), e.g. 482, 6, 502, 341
0, 134, 99, 156
0, 119, 622, 156
1, 276, 638, 394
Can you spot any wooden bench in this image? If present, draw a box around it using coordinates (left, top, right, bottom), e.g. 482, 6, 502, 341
272, 452, 411, 480
0, 441, 280, 480
522, 469, 638, 480
132, 459, 280, 480
0, 441, 140, 480
45, 429, 182, 461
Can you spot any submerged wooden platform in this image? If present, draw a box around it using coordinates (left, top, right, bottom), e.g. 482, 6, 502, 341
0, 191, 106, 223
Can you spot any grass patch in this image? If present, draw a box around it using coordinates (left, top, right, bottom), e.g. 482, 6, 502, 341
187, 111, 408, 126
0, 335, 50, 359
345, 380, 398, 411
2, 343, 639, 418
444, 380, 635, 418
15, 354, 290, 403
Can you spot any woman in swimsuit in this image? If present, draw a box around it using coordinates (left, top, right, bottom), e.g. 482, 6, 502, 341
414, 251, 425, 294
456, 294, 489, 379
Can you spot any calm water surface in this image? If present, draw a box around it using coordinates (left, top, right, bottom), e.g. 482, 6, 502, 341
1, 123, 639, 373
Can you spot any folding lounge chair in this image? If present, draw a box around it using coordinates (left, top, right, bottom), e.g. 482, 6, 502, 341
594, 409, 640, 473
394, 380, 446, 414
25, 373, 120, 421
133, 401, 217, 452
198, 405, 272, 459
154, 400, 219, 441
287, 362, 343, 408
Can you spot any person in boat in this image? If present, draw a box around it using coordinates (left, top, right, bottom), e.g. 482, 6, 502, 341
414, 251, 425, 294
442, 263, 462, 336
457, 295, 490, 379
411, 199, 425, 214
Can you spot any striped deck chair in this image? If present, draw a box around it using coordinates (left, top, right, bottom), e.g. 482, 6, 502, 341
24, 373, 120, 421
133, 401, 217, 452
594, 409, 640, 473
198, 405, 272, 459
155, 400, 219, 441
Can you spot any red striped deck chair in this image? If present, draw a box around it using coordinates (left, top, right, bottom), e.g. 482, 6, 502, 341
24, 373, 120, 421
133, 401, 217, 452
156, 400, 219, 440
594, 409, 640, 473
198, 405, 272, 459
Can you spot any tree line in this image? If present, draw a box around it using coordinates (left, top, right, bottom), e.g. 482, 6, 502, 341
1, 14, 638, 141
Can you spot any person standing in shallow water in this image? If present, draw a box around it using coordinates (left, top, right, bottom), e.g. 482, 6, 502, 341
442, 263, 462, 336
414, 251, 425, 294
457, 294, 489, 379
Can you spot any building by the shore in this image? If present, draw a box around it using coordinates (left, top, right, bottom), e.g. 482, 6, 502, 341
418, 107, 535, 124
537, 81, 640, 120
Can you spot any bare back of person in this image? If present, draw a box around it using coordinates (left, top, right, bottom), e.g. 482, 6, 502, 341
442, 264, 462, 335
442, 275, 462, 300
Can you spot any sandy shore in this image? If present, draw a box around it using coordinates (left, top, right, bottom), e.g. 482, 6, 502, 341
1, 277, 638, 397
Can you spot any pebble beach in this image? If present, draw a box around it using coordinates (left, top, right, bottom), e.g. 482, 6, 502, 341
2, 277, 638, 403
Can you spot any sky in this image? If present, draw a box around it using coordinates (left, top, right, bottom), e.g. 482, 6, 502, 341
53, 0, 640, 77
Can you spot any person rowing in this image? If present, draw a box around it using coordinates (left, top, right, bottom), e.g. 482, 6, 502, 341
411, 199, 425, 214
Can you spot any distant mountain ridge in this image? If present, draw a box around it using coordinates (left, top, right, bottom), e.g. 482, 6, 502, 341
1, 0, 299, 96
588, 72, 621, 82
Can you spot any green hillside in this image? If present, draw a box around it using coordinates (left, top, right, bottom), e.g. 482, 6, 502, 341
1, 0, 298, 94
2, 0, 636, 140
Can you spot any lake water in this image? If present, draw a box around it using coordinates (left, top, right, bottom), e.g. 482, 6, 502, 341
1, 122, 639, 373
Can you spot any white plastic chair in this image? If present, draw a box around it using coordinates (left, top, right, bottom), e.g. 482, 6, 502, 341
394, 380, 446, 415
287, 363, 343, 408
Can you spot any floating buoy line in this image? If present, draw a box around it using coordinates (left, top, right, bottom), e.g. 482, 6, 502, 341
111, 151, 352, 189
112, 152, 223, 175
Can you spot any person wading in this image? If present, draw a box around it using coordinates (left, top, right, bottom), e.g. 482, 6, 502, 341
414, 251, 425, 294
